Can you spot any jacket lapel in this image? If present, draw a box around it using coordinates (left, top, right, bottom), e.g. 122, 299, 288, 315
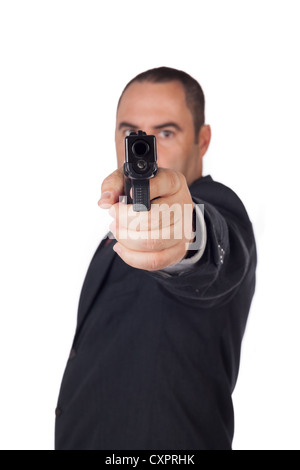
75, 233, 116, 334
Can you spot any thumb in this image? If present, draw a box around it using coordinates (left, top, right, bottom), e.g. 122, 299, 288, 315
98, 167, 124, 209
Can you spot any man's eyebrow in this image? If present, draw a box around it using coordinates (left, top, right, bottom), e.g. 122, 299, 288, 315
118, 122, 139, 131
118, 122, 183, 132
153, 122, 182, 131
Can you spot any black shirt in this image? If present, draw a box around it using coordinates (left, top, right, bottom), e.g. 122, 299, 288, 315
55, 175, 257, 450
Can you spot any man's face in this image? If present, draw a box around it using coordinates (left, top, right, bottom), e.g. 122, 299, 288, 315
115, 81, 204, 186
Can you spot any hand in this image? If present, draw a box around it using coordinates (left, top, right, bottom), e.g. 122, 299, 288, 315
98, 168, 194, 271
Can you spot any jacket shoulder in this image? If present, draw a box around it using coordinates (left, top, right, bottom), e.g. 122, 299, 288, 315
190, 176, 252, 227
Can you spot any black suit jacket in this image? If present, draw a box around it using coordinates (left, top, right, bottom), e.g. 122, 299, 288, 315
55, 175, 257, 450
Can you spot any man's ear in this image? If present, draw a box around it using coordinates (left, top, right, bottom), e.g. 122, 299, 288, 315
198, 125, 211, 158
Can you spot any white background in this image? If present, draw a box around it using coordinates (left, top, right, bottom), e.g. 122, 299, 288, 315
0, 0, 299, 450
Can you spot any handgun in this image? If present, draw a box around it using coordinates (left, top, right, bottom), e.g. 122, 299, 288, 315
123, 130, 158, 211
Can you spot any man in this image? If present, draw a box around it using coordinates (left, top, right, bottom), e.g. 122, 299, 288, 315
55, 67, 257, 450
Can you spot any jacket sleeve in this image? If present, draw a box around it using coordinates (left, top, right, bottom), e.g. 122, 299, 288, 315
145, 189, 257, 308
160, 201, 207, 274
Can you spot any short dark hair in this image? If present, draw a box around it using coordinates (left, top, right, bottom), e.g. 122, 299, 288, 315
118, 66, 206, 139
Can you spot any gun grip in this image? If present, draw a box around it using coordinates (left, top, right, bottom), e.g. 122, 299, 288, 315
124, 175, 150, 211
132, 179, 150, 212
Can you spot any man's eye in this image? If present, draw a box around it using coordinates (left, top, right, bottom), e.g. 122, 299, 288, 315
158, 130, 174, 138
124, 129, 134, 137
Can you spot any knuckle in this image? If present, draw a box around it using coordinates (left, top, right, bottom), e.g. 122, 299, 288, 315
143, 237, 162, 252
168, 170, 181, 193
177, 172, 189, 194
177, 171, 186, 183
147, 252, 164, 271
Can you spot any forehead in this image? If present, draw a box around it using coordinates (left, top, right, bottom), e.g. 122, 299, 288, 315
117, 81, 191, 123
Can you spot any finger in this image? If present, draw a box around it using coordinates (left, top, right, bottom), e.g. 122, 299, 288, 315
98, 168, 124, 209
109, 218, 184, 252
149, 168, 186, 200
113, 241, 187, 271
